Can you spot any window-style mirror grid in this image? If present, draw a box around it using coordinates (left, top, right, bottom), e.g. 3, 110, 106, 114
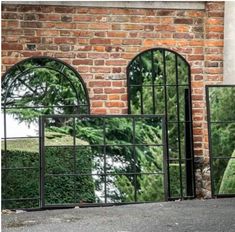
41, 115, 166, 207
127, 48, 194, 200
1, 57, 90, 209
206, 85, 235, 196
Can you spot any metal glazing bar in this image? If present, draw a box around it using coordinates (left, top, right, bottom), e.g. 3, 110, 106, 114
43, 144, 164, 149
44, 172, 165, 177
40, 117, 45, 208
2, 104, 88, 110
2, 167, 39, 171
151, 50, 156, 114
129, 84, 189, 87
139, 55, 144, 114
205, 86, 214, 197
103, 118, 107, 204
162, 49, 170, 199
133, 117, 137, 202
175, 55, 184, 199
73, 118, 76, 203
2, 197, 40, 201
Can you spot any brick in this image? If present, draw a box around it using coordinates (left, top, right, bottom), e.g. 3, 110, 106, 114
91, 67, 111, 73
90, 38, 111, 45
107, 32, 127, 37
21, 21, 42, 28
54, 38, 76, 44
2, 43, 23, 50
123, 24, 144, 30
73, 59, 93, 65
91, 95, 107, 100
91, 101, 103, 107
157, 10, 175, 16
94, 60, 105, 66
108, 95, 120, 100
90, 8, 110, 14
89, 23, 110, 30
174, 18, 193, 24
91, 108, 107, 114
55, 7, 75, 13
173, 33, 194, 39
104, 88, 125, 94
88, 53, 109, 59
93, 88, 104, 94
73, 15, 92, 22
207, 18, 224, 25
105, 102, 125, 107
106, 60, 127, 66
89, 81, 111, 87
94, 32, 106, 37
59, 15, 71, 22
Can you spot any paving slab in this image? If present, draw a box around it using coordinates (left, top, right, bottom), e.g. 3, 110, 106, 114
2, 198, 235, 232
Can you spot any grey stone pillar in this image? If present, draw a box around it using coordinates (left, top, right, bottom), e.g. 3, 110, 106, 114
224, 2, 235, 84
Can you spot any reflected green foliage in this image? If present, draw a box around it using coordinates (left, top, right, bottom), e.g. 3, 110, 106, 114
219, 150, 235, 194
208, 87, 235, 193
2, 150, 39, 209
2, 57, 89, 123
128, 49, 191, 198
44, 116, 164, 203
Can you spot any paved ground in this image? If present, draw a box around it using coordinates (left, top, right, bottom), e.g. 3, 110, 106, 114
2, 198, 235, 232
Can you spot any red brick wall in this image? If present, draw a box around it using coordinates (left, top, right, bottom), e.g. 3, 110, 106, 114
1, 2, 224, 198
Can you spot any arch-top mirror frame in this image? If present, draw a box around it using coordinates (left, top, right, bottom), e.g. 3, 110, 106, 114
1, 56, 90, 114
126, 48, 195, 200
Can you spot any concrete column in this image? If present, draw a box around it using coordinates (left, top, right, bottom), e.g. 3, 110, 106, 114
224, 2, 235, 84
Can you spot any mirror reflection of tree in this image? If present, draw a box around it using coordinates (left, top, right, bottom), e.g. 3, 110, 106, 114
208, 86, 235, 195
128, 48, 192, 198
1, 57, 90, 208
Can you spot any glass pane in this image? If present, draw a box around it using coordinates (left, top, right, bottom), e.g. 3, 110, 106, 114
212, 158, 235, 195
106, 145, 134, 175
44, 117, 74, 146
128, 57, 142, 86
136, 174, 164, 202
177, 56, 189, 85
167, 86, 177, 122
165, 51, 176, 85
168, 123, 179, 159
142, 86, 153, 114
75, 175, 104, 204
106, 174, 135, 203
105, 118, 133, 145
218, 157, 235, 195
75, 146, 104, 175
2, 169, 39, 201
45, 147, 74, 174
76, 117, 104, 145
153, 50, 164, 85
154, 86, 165, 115
210, 123, 235, 158
130, 86, 141, 114
4, 111, 38, 138
135, 117, 163, 145
140, 51, 153, 85
209, 86, 235, 122
178, 87, 189, 122
44, 175, 75, 205
135, 146, 164, 174
2, 140, 39, 168
169, 160, 181, 198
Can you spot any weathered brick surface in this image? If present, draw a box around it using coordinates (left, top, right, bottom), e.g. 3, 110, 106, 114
1, 2, 225, 198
